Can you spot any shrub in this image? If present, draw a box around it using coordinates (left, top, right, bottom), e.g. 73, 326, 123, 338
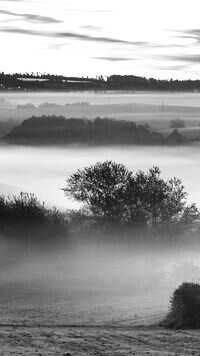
162, 282, 200, 329
0, 192, 68, 242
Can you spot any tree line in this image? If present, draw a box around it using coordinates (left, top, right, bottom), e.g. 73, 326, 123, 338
1, 72, 200, 91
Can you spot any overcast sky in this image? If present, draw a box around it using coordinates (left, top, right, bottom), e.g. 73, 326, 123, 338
0, 0, 200, 79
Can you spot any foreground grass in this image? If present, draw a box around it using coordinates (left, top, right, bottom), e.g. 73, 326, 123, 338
0, 325, 200, 355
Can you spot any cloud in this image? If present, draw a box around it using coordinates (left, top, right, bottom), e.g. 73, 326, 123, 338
0, 28, 43, 37
47, 43, 67, 50
170, 29, 200, 43
164, 54, 200, 63
0, 9, 62, 24
54, 32, 148, 46
0, 26, 149, 46
150, 43, 186, 49
59, 33, 147, 45
171, 35, 198, 40
80, 25, 102, 32
157, 64, 189, 71
93, 56, 137, 62
181, 29, 200, 37
64, 9, 114, 13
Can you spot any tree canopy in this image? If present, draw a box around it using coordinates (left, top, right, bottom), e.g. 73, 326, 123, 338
64, 161, 132, 225
64, 161, 199, 233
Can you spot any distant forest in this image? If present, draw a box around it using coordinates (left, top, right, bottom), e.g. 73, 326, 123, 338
1, 72, 200, 91
3, 115, 185, 145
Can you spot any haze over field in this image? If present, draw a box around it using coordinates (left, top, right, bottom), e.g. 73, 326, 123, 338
1, 92, 200, 144
1, 91, 200, 107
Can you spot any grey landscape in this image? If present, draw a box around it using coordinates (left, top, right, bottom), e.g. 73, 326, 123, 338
2, 0, 200, 352
0, 91, 200, 354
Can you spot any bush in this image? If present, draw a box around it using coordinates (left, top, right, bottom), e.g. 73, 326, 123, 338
0, 192, 68, 242
162, 282, 200, 329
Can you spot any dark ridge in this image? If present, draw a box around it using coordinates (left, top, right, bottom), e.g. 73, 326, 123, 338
1, 72, 200, 91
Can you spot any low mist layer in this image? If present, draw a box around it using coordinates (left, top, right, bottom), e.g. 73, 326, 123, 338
0, 233, 200, 327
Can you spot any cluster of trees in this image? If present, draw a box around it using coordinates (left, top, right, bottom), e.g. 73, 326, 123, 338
1, 72, 200, 91
4, 115, 184, 145
64, 161, 199, 236
0, 161, 199, 243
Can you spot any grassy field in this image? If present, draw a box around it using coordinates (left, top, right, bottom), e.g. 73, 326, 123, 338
0, 282, 199, 355
1, 324, 200, 355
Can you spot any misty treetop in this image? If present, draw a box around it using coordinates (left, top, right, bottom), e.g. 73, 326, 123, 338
64, 161, 200, 234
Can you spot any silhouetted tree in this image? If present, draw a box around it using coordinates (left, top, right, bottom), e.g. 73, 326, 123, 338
126, 166, 199, 232
63, 161, 199, 233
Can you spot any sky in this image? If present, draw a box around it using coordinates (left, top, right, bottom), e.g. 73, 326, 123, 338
0, 0, 200, 79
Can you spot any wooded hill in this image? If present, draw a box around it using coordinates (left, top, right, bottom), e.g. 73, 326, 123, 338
3, 116, 184, 145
